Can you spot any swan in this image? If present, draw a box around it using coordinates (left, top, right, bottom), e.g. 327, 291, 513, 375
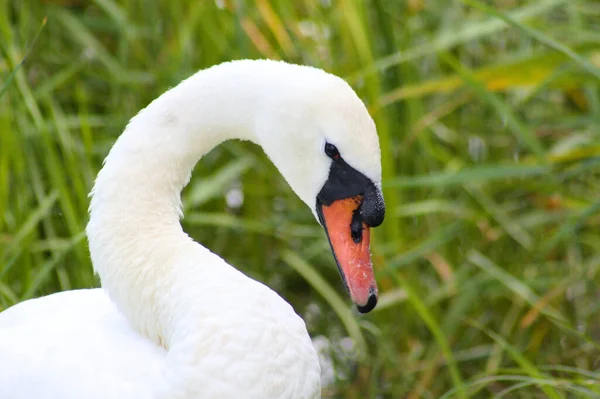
0, 60, 385, 399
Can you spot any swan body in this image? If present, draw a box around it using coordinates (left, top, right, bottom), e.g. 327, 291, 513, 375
0, 60, 384, 399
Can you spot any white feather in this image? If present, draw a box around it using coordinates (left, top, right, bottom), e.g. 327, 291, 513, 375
0, 60, 382, 399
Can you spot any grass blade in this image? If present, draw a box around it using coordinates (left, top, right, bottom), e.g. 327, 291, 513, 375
440, 52, 547, 163
459, 0, 600, 81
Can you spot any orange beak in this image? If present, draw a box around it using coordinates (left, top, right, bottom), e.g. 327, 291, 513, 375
318, 196, 378, 313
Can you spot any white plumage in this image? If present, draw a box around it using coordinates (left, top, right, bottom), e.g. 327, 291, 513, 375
0, 60, 382, 399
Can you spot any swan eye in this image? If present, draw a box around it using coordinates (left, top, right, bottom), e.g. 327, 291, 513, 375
324, 143, 340, 160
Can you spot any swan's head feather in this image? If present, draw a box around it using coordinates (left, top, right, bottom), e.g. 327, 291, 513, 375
252, 62, 382, 217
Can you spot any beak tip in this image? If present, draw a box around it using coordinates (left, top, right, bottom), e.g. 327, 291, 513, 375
356, 289, 378, 314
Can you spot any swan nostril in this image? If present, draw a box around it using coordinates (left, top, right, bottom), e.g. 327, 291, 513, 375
350, 209, 363, 243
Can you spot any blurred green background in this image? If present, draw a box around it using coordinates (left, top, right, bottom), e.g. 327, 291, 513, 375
1, 0, 599, 397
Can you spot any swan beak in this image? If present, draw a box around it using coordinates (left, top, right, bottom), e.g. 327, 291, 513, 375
318, 195, 378, 313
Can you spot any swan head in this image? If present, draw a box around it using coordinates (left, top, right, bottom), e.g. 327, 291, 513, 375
254, 62, 385, 313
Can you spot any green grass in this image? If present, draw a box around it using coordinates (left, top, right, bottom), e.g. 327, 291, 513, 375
2, 0, 600, 397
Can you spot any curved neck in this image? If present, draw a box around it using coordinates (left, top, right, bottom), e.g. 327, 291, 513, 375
91, 65, 262, 225
87, 63, 273, 345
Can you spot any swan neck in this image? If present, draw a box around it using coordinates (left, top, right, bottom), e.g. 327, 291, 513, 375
87, 64, 266, 344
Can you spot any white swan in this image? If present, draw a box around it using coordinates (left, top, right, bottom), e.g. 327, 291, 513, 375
0, 60, 385, 399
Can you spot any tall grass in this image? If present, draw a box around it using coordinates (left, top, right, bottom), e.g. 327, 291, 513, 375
1, 0, 599, 397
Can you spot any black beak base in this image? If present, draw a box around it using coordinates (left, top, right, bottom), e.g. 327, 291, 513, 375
316, 156, 385, 228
